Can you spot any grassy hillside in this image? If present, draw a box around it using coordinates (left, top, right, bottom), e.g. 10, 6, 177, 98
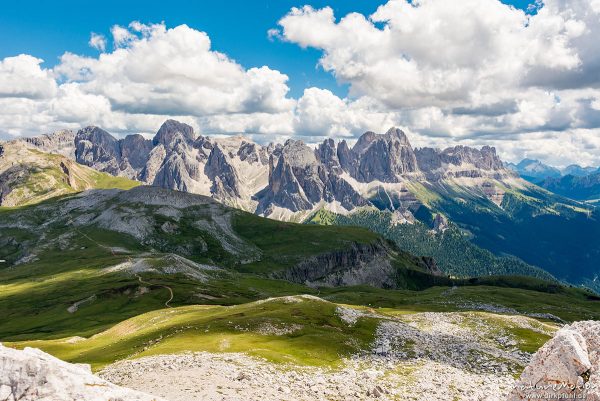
8, 297, 380, 370
2, 186, 600, 383
0, 186, 439, 340
0, 142, 139, 207
2, 186, 598, 345
7, 285, 597, 372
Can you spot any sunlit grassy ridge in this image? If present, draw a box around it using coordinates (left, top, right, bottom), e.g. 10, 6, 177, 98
0, 144, 139, 207
7, 295, 564, 372
0, 187, 435, 341
9, 297, 380, 370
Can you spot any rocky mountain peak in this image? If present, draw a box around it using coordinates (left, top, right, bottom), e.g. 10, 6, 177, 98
354, 127, 420, 183
76, 126, 118, 146
153, 119, 195, 147
316, 138, 343, 175
75, 126, 121, 175
280, 139, 318, 168
352, 131, 378, 156
382, 127, 410, 144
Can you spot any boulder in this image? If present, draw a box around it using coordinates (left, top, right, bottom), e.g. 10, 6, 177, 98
508, 320, 600, 400
0, 343, 164, 401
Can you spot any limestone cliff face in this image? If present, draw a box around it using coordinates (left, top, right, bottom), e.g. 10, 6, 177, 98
205, 144, 241, 200
19, 129, 76, 158
258, 139, 367, 213
316, 138, 343, 175
120, 134, 153, 171
353, 128, 420, 183
75, 126, 122, 176
415, 145, 510, 180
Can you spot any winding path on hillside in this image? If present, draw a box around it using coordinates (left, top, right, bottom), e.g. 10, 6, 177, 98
135, 273, 174, 308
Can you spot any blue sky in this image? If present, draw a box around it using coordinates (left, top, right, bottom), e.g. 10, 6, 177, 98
0, 0, 534, 99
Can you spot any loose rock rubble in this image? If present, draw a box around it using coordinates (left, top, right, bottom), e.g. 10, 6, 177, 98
99, 311, 551, 401
0, 343, 163, 401
336, 305, 370, 325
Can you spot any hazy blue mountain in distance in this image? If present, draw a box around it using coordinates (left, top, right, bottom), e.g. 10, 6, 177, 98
538, 172, 600, 202
507, 159, 600, 203
562, 164, 599, 177
507, 159, 562, 183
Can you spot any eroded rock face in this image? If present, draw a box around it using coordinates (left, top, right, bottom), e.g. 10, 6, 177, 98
354, 128, 420, 183
75, 126, 122, 176
275, 239, 399, 288
508, 321, 600, 401
121, 134, 153, 171
0, 343, 164, 401
18, 130, 76, 159
205, 145, 241, 200
258, 139, 367, 213
415, 145, 510, 180
316, 138, 343, 175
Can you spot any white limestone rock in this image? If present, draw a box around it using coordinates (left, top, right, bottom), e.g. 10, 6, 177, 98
0, 343, 164, 401
508, 320, 600, 400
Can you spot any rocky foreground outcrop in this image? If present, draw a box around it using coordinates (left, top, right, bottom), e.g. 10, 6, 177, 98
0, 344, 163, 401
508, 320, 600, 400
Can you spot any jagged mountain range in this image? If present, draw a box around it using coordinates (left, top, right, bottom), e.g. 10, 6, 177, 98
5, 119, 600, 290
11, 119, 514, 221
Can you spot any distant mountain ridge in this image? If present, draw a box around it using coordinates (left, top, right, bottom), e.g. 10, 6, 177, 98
507, 158, 600, 201
11, 120, 515, 220
539, 172, 600, 202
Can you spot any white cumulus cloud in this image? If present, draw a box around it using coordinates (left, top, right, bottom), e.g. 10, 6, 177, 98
88, 33, 107, 52
273, 0, 600, 165
1, 4, 600, 167
0, 55, 57, 99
